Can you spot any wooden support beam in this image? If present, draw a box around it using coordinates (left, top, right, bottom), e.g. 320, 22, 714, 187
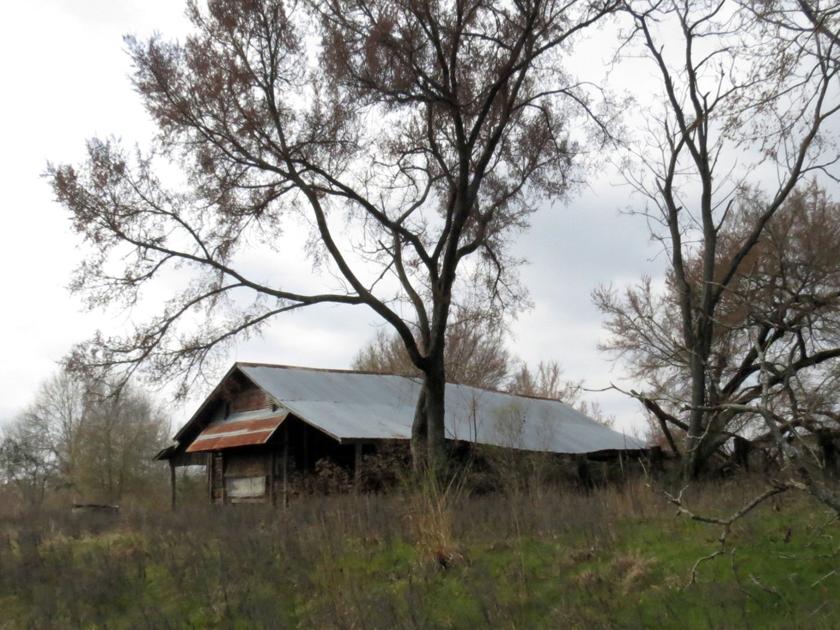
169, 459, 177, 511
354, 442, 363, 494
207, 453, 213, 503
269, 450, 276, 507
283, 425, 289, 510
220, 451, 227, 505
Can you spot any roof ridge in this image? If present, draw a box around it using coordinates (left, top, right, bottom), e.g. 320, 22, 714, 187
235, 361, 414, 379
236, 361, 578, 406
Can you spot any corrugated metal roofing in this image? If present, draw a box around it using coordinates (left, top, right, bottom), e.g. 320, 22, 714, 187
237, 364, 644, 454
186, 408, 288, 453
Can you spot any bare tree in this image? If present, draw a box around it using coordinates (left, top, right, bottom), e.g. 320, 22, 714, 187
508, 359, 616, 425
49, 0, 618, 471
507, 359, 580, 400
0, 372, 87, 508
599, 186, 840, 463
73, 382, 171, 503
0, 370, 170, 505
12, 371, 86, 484
353, 309, 511, 389
598, 0, 840, 477
0, 421, 57, 509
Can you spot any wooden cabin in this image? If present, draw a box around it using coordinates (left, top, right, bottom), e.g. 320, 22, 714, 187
156, 362, 646, 506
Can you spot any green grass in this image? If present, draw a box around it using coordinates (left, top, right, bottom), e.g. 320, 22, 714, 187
1, 481, 838, 628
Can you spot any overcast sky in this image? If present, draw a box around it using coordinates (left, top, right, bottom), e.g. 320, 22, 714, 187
0, 2, 669, 437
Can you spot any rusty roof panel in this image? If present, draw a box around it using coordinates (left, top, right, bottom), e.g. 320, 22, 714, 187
186, 410, 287, 453
187, 430, 277, 452
199, 417, 284, 436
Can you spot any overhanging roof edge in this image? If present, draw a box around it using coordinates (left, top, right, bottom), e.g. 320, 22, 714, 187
174, 362, 286, 443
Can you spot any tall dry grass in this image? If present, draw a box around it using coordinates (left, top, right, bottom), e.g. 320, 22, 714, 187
0, 469, 815, 628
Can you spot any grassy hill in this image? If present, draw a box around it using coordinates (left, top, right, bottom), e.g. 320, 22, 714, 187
1, 478, 838, 628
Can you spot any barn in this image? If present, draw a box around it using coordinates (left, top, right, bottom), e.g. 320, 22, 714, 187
156, 362, 646, 506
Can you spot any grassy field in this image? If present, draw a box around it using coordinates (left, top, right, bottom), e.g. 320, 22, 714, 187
1, 478, 838, 629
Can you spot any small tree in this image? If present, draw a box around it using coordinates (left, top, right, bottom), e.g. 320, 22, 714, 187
73, 383, 171, 503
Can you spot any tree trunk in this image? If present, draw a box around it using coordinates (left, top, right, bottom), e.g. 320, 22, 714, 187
411, 387, 428, 472
684, 328, 711, 479
425, 363, 447, 475
411, 355, 448, 475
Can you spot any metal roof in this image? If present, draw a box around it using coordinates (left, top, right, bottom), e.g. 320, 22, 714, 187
237, 363, 645, 454
186, 408, 288, 453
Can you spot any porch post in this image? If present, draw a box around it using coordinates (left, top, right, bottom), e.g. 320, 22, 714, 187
220, 451, 227, 505
169, 459, 177, 511
269, 450, 276, 507
282, 425, 289, 510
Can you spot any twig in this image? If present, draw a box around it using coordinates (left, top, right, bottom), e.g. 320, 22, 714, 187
805, 513, 839, 549
749, 573, 783, 600
685, 549, 724, 589
728, 547, 758, 600
665, 482, 791, 588
811, 569, 837, 588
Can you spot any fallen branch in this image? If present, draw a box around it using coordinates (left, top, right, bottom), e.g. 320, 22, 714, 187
665, 482, 791, 588
750, 573, 783, 600
810, 569, 837, 588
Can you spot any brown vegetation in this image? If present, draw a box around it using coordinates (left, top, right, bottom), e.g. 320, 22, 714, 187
2, 474, 837, 628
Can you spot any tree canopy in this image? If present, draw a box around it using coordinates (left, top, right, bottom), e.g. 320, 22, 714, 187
49, 0, 619, 470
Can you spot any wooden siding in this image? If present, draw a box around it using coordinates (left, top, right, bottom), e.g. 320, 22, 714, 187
230, 384, 269, 413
